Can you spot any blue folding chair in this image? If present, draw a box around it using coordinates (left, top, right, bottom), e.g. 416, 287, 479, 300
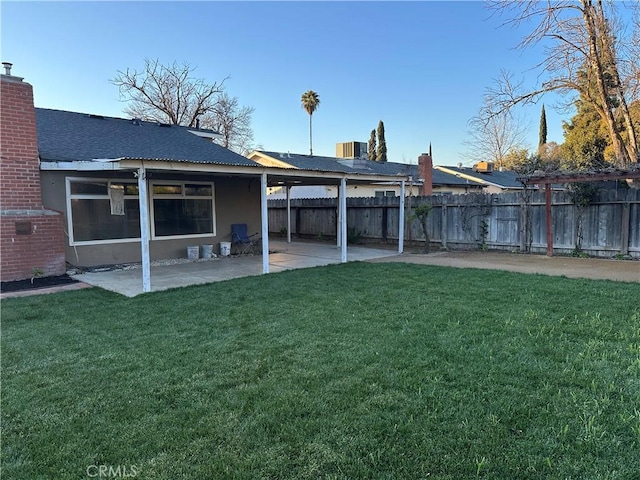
231, 223, 259, 255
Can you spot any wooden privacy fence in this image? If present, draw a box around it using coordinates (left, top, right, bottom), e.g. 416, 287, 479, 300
268, 189, 640, 258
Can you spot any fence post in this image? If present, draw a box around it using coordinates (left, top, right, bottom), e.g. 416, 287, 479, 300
382, 204, 388, 242
398, 180, 405, 254
441, 200, 448, 249
545, 184, 553, 256
621, 201, 630, 255
519, 190, 527, 252
295, 205, 301, 237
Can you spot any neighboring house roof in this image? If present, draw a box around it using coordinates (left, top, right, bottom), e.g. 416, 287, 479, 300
434, 165, 524, 189
366, 162, 484, 188
35, 108, 259, 167
254, 151, 356, 173
252, 151, 481, 188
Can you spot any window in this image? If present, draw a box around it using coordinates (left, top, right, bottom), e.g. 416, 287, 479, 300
66, 178, 216, 245
151, 182, 215, 239
375, 190, 396, 198
67, 179, 141, 244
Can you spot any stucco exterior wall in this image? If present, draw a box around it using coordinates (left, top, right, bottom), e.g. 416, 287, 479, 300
41, 170, 261, 267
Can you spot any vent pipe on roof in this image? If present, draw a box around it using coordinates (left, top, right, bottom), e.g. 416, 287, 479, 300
2, 62, 13, 75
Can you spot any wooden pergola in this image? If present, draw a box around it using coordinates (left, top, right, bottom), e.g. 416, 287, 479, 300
518, 167, 640, 256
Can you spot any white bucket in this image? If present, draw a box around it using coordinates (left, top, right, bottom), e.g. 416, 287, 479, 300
187, 245, 199, 261
201, 244, 214, 259
220, 241, 231, 257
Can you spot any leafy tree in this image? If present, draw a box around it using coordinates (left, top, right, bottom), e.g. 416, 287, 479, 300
619, 100, 640, 156
368, 129, 377, 161
376, 120, 387, 162
485, 1, 639, 166
561, 97, 609, 170
512, 151, 561, 175
301, 90, 320, 156
111, 59, 226, 127
500, 148, 530, 170
538, 142, 564, 167
539, 104, 547, 149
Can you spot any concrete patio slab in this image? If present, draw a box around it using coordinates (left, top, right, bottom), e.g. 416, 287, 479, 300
72, 240, 399, 297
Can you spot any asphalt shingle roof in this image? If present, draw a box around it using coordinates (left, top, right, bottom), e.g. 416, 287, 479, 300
258, 151, 356, 173
436, 165, 524, 189
36, 108, 259, 167
258, 151, 479, 186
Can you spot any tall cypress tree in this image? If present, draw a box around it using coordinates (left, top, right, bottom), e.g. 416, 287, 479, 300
377, 120, 387, 162
368, 129, 377, 161
539, 104, 547, 148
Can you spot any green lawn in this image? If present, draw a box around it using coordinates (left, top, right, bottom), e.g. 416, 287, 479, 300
2, 263, 639, 479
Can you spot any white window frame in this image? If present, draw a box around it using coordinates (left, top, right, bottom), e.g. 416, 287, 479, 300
149, 181, 216, 240
66, 177, 141, 246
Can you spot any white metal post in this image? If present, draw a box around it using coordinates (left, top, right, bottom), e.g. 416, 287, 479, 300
398, 180, 405, 254
137, 166, 151, 293
261, 173, 269, 273
336, 183, 341, 247
286, 185, 291, 243
340, 177, 347, 262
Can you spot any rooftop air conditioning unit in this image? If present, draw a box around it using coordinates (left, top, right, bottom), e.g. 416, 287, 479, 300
336, 141, 368, 159
473, 161, 493, 173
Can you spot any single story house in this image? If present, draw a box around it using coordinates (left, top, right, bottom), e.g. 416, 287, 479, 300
0, 65, 410, 291
248, 150, 484, 198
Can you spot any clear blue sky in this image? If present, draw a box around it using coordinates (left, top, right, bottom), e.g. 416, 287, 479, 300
1, 1, 588, 165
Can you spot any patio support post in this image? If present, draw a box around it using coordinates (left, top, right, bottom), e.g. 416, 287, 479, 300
261, 172, 269, 273
398, 180, 405, 253
286, 185, 291, 243
137, 166, 151, 293
340, 177, 347, 262
336, 183, 341, 247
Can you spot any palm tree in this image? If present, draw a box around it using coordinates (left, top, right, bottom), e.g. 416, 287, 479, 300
301, 90, 320, 156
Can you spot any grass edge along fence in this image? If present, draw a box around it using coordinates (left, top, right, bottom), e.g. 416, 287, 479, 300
268, 188, 640, 258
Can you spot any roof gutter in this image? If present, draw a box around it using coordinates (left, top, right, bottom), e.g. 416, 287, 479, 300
40, 157, 409, 184
40, 159, 125, 171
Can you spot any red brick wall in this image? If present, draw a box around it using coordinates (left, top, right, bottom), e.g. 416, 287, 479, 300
1, 75, 42, 210
0, 214, 66, 280
1, 73, 66, 281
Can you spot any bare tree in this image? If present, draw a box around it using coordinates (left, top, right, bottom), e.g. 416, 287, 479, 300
486, 0, 639, 166
463, 92, 529, 168
111, 59, 227, 127
200, 93, 256, 155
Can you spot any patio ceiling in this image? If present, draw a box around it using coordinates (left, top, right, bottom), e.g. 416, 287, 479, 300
42, 157, 409, 186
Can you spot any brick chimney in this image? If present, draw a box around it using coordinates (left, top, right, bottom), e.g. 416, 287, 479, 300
418, 151, 433, 196
1, 63, 66, 281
